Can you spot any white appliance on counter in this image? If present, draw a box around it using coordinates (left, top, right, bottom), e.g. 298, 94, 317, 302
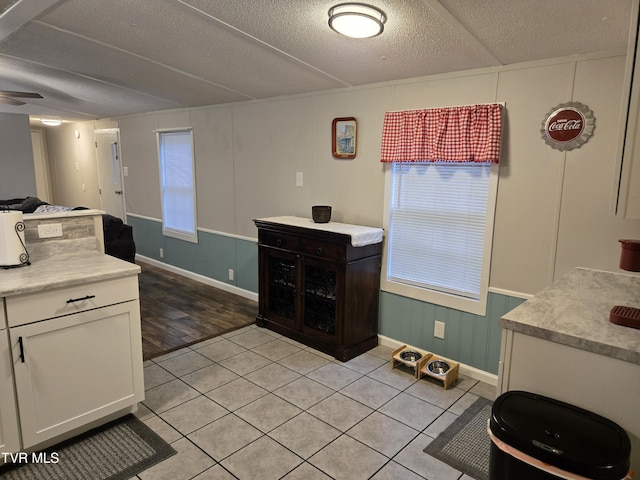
0, 210, 29, 268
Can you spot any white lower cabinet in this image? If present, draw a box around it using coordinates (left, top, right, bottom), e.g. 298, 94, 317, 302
0, 309, 21, 454
2, 274, 144, 453
11, 301, 144, 448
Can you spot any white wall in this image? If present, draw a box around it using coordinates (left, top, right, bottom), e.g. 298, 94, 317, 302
491, 56, 640, 292
51, 52, 640, 297
45, 119, 117, 208
0, 113, 36, 199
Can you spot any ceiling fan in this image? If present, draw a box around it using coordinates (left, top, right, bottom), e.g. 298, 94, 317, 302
0, 90, 43, 106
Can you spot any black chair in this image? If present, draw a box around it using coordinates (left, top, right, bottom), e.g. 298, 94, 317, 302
102, 214, 136, 263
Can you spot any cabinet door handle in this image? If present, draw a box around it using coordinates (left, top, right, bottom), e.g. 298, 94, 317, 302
66, 295, 96, 304
18, 337, 25, 363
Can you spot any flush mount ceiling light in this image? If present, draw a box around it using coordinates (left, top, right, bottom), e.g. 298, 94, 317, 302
328, 2, 387, 38
40, 117, 62, 126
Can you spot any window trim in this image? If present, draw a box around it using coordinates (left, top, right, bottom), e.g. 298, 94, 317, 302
380, 162, 500, 316
156, 127, 198, 244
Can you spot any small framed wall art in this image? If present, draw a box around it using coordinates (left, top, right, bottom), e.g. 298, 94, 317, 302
332, 117, 357, 159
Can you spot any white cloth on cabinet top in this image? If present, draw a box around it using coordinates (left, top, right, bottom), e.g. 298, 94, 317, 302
257, 216, 383, 247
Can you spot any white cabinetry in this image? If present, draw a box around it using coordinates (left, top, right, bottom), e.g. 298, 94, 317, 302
498, 268, 640, 474
0, 308, 20, 454
4, 274, 144, 451
499, 330, 640, 473
615, 1, 640, 218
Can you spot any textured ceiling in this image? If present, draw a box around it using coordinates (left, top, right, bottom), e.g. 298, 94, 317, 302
0, 0, 634, 122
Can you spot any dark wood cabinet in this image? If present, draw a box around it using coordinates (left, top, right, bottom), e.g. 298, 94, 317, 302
254, 218, 382, 361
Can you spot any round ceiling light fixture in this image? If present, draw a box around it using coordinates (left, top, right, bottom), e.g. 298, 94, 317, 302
328, 3, 387, 39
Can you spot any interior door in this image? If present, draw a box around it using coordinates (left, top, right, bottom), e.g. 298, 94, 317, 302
30, 129, 52, 203
95, 129, 125, 219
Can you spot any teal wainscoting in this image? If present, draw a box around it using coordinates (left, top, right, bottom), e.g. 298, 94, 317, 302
379, 291, 525, 374
126, 215, 258, 294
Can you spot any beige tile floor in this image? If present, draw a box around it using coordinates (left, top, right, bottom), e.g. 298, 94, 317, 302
133, 324, 496, 480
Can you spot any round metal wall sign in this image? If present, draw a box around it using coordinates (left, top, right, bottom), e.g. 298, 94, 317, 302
541, 102, 595, 151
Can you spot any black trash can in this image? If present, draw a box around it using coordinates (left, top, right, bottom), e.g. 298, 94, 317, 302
489, 391, 631, 480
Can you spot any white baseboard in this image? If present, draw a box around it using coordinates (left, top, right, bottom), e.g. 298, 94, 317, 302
135, 254, 259, 302
377, 334, 498, 387
136, 256, 497, 385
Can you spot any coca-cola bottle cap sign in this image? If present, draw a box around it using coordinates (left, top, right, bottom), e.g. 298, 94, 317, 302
541, 102, 595, 151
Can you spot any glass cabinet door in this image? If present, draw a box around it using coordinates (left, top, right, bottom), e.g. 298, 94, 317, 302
265, 251, 299, 329
302, 260, 337, 337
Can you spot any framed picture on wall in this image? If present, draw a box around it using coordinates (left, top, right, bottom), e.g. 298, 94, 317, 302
332, 117, 357, 159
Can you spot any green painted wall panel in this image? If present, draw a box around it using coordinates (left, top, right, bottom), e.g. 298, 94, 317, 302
458, 312, 475, 366
126, 215, 258, 292
196, 233, 237, 283
379, 291, 525, 374
444, 307, 462, 360
126, 215, 163, 260
379, 293, 400, 340
236, 239, 258, 292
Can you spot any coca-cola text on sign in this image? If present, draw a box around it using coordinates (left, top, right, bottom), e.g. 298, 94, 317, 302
545, 108, 585, 143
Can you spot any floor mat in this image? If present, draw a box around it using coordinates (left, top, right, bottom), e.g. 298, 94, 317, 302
424, 397, 492, 480
0, 414, 176, 480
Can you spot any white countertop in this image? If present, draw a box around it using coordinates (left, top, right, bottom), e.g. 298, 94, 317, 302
500, 267, 640, 365
24, 208, 105, 220
255, 216, 383, 247
0, 252, 140, 297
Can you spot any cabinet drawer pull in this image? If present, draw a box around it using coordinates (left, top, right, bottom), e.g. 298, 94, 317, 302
18, 336, 25, 363
66, 295, 96, 304
276, 238, 283, 247
316, 247, 323, 256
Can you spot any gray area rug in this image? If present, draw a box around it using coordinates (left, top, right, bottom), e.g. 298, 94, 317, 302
424, 397, 493, 480
0, 414, 175, 480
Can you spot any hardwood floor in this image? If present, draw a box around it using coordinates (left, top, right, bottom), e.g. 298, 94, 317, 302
137, 261, 257, 361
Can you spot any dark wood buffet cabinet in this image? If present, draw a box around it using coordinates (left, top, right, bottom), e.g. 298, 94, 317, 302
254, 217, 383, 361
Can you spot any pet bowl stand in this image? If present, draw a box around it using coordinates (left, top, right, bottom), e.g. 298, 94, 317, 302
419, 355, 460, 389
391, 345, 432, 378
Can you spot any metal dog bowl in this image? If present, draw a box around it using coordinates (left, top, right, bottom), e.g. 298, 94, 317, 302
426, 359, 450, 376
399, 350, 422, 362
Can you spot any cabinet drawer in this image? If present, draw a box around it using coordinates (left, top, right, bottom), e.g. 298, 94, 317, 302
6, 276, 139, 327
261, 231, 299, 251
300, 239, 344, 261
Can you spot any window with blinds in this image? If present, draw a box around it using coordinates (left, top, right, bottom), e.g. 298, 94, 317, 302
157, 129, 198, 243
384, 162, 497, 314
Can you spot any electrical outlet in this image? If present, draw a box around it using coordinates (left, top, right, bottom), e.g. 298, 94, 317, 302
159, 248, 164, 258
296, 172, 303, 187
228, 269, 234, 281
434, 321, 446, 339
37, 223, 63, 238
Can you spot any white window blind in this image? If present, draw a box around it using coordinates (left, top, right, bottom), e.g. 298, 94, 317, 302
158, 129, 198, 243
387, 162, 491, 300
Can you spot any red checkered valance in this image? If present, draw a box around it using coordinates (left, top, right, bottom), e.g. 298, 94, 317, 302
380, 104, 503, 163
